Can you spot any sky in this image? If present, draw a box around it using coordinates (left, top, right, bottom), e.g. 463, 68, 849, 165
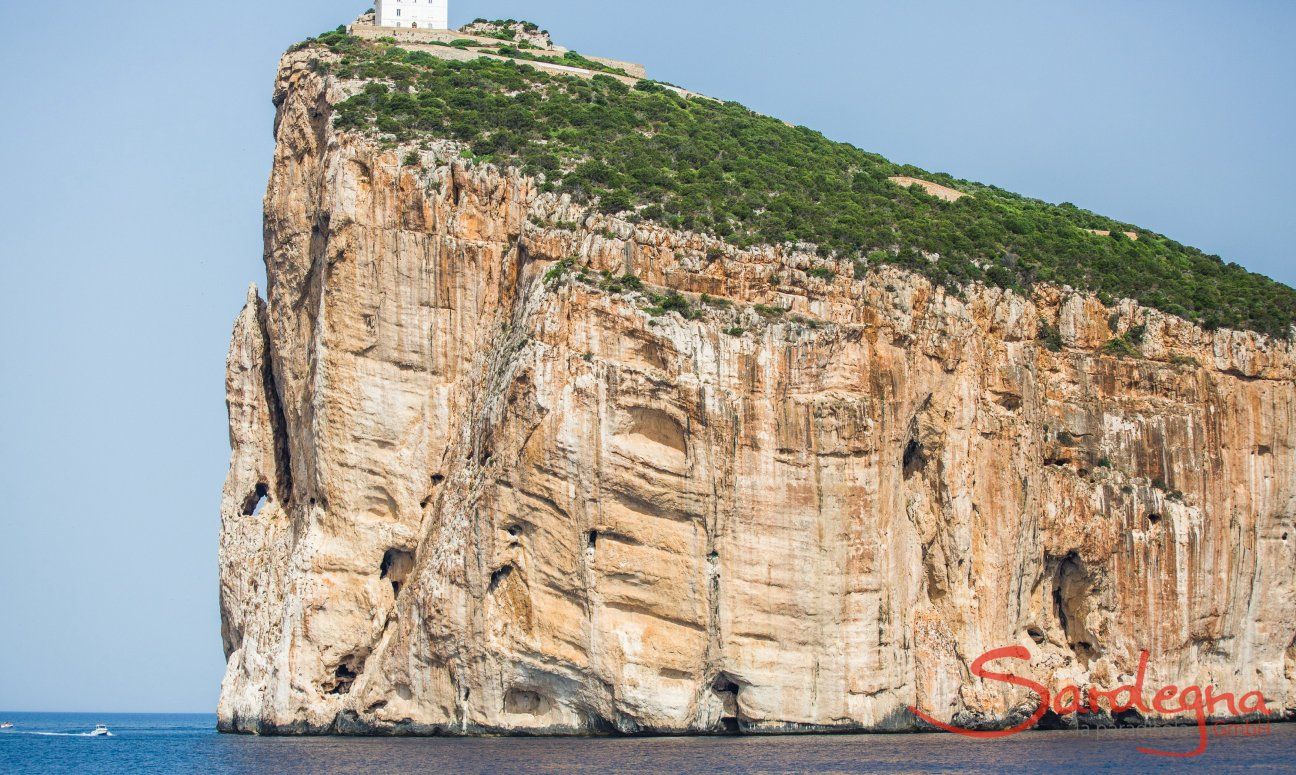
0, 0, 1292, 714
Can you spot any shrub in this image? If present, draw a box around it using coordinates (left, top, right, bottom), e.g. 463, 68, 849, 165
597, 189, 633, 215
544, 258, 576, 284
646, 291, 698, 319
1039, 324, 1063, 352
312, 34, 1296, 337
1102, 336, 1142, 359
806, 266, 836, 281
402, 151, 421, 166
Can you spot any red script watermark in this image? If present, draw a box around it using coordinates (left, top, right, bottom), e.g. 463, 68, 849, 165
908, 646, 1272, 758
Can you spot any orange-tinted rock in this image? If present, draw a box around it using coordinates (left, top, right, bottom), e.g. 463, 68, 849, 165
217, 52, 1296, 735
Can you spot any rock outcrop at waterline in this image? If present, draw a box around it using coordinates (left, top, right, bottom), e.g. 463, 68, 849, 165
217, 49, 1296, 735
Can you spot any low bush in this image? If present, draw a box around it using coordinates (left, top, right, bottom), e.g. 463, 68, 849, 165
311, 32, 1296, 337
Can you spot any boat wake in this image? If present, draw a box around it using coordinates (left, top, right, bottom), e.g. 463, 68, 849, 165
2, 736, 110, 741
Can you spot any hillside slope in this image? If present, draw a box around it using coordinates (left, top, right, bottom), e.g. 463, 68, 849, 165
315, 28, 1295, 337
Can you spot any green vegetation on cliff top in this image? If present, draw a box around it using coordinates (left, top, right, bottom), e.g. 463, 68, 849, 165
306, 29, 1296, 337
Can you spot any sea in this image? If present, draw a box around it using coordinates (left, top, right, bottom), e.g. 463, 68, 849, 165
0, 712, 1291, 773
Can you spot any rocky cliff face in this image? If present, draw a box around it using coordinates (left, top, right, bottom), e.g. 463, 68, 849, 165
218, 51, 1296, 735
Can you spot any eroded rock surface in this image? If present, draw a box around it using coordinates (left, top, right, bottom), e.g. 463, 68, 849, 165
218, 52, 1296, 735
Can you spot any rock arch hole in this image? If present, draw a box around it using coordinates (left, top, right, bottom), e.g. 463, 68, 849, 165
241, 483, 269, 516
380, 548, 415, 596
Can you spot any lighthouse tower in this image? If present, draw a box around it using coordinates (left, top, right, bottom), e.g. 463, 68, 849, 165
376, 0, 449, 30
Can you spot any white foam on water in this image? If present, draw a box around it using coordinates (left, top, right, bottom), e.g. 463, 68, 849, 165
2, 736, 108, 741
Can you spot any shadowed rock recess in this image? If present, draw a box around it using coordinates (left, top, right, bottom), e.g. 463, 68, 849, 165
218, 38, 1296, 736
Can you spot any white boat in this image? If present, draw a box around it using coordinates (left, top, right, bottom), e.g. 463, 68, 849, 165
0, 722, 13, 730
90, 724, 112, 737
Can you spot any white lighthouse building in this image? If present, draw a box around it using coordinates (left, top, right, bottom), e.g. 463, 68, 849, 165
376, 0, 449, 30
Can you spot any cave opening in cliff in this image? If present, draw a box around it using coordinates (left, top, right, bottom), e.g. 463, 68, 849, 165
586, 530, 599, 553
1147, 513, 1163, 527
325, 658, 363, 696
241, 483, 269, 516
1050, 552, 1099, 666
1026, 626, 1047, 645
902, 439, 925, 478
380, 548, 415, 596
1113, 707, 1146, 728
504, 688, 552, 716
712, 675, 743, 734
488, 564, 514, 593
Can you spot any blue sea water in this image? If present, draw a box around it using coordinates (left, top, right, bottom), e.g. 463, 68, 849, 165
0, 712, 1292, 773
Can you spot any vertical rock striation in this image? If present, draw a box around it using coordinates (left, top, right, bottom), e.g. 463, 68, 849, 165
218, 51, 1296, 735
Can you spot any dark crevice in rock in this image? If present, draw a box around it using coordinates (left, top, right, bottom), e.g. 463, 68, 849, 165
255, 293, 294, 505
902, 438, 925, 478
1114, 708, 1146, 728
488, 564, 515, 593
712, 674, 744, 734
380, 548, 415, 597
324, 654, 367, 696
1050, 552, 1099, 667
1284, 634, 1296, 713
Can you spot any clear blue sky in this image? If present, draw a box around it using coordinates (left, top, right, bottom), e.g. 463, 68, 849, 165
0, 0, 1291, 713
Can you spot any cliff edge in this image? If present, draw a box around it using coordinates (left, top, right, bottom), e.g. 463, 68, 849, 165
217, 39, 1296, 735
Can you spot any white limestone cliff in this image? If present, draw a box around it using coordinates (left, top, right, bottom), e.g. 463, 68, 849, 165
217, 50, 1296, 735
